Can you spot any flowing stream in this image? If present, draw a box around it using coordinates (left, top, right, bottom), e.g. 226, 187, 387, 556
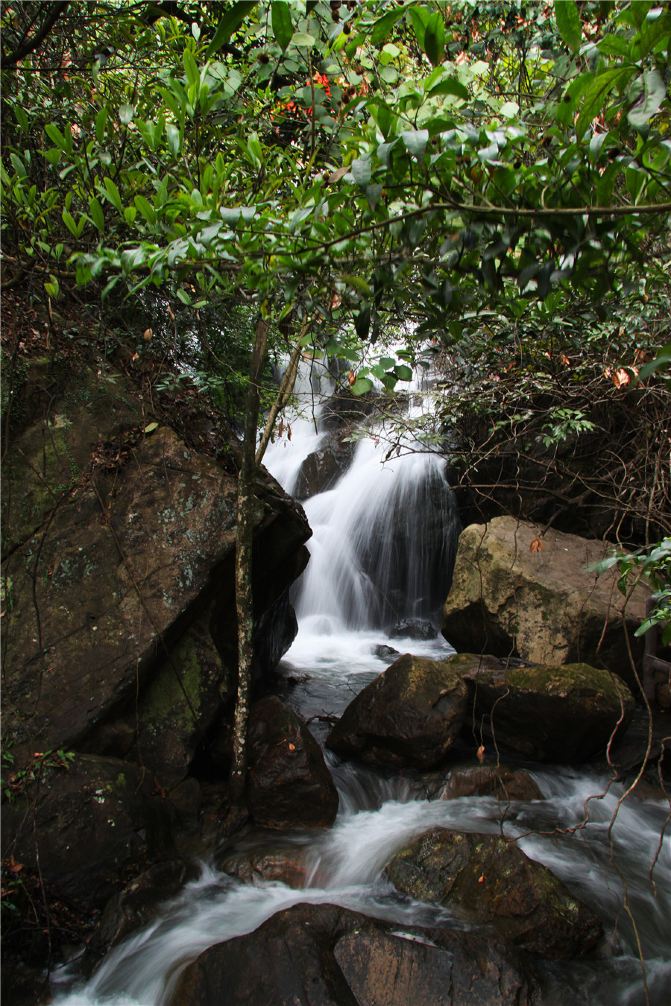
54, 360, 671, 1006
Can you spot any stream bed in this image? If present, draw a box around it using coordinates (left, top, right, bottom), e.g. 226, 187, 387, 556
53, 361, 671, 1005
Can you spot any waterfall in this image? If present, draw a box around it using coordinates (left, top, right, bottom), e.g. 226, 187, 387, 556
51, 352, 671, 1006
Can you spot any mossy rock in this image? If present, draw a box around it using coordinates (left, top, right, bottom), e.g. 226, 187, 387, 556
442, 518, 649, 688
448, 654, 634, 762
386, 828, 602, 959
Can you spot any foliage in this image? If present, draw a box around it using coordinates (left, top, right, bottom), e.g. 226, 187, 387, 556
594, 537, 671, 644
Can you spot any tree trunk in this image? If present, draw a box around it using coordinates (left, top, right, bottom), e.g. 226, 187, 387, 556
229, 317, 268, 804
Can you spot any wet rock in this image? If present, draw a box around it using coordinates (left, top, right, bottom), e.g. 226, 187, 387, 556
171, 902, 536, 1006
442, 518, 649, 688
0, 754, 171, 912
248, 697, 339, 829
439, 765, 543, 802
294, 446, 346, 499
326, 653, 468, 769
218, 845, 309, 887
373, 643, 400, 661
448, 653, 634, 763
390, 618, 437, 640
386, 828, 603, 959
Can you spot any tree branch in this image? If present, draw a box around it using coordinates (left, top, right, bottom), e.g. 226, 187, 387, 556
2, 1, 70, 68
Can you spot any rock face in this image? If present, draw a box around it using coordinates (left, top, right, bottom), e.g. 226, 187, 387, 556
2, 362, 310, 778
326, 653, 468, 769
247, 697, 339, 829
439, 765, 543, 802
171, 902, 536, 1006
442, 518, 649, 687
448, 653, 634, 762
386, 828, 603, 959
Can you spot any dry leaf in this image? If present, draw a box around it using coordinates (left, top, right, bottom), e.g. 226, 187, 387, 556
476, 744, 486, 764
530, 537, 543, 553
143, 327, 153, 341
612, 367, 631, 389
347, 369, 356, 386
478, 874, 486, 884
287, 742, 296, 752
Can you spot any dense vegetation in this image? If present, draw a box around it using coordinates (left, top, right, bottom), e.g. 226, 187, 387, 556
3, 0, 669, 616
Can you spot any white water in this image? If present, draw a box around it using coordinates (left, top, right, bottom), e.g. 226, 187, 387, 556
54, 360, 671, 1006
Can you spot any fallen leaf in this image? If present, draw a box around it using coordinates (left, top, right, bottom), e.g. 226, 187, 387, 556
287, 742, 296, 752
478, 874, 486, 884
612, 367, 631, 389
144, 421, 159, 434
143, 327, 153, 341
530, 537, 543, 553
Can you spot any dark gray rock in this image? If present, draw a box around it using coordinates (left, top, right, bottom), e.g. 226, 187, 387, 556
248, 696, 339, 829
326, 653, 468, 769
171, 902, 536, 1005
390, 618, 437, 640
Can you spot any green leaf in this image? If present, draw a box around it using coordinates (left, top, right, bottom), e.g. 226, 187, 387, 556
394, 364, 413, 381
355, 305, 371, 339
290, 32, 316, 48
351, 157, 371, 185
429, 77, 469, 101
134, 195, 156, 224
103, 176, 123, 212
271, 0, 293, 51
166, 123, 182, 156
628, 69, 667, 129
44, 123, 68, 151
424, 12, 445, 66
341, 274, 372, 296
62, 208, 84, 238
576, 67, 634, 138
144, 421, 159, 434
409, 5, 430, 51
554, 0, 582, 51
207, 2, 257, 55
370, 5, 407, 45
88, 196, 104, 232
95, 107, 108, 144
401, 128, 429, 158
176, 287, 192, 305
351, 377, 373, 396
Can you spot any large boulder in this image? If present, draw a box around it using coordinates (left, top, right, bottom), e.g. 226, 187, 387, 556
247, 696, 339, 830
448, 653, 634, 762
326, 653, 468, 769
2, 362, 310, 772
385, 828, 603, 959
442, 518, 649, 687
171, 902, 537, 1006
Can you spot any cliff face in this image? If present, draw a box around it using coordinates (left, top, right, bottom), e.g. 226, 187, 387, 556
2, 356, 310, 780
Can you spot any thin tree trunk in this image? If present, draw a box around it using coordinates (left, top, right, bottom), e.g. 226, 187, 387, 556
255, 337, 303, 466
230, 317, 268, 804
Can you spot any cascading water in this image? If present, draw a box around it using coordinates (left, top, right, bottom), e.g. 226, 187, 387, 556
53, 356, 671, 1006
